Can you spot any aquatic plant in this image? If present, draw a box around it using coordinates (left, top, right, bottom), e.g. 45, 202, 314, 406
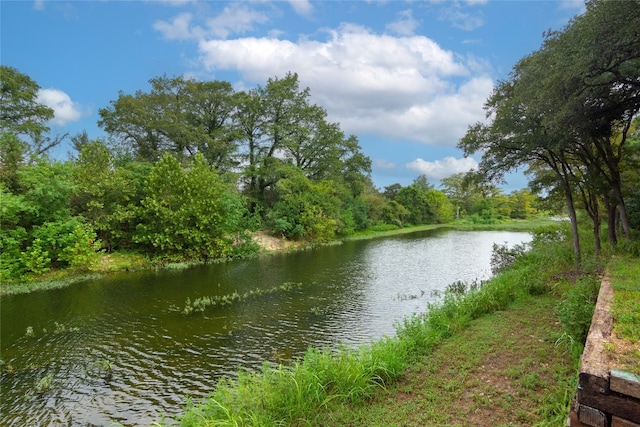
53, 321, 80, 334
96, 358, 114, 380
34, 373, 54, 394
25, 326, 35, 338
182, 282, 303, 315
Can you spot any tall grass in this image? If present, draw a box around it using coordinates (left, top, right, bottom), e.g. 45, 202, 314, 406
172, 222, 607, 427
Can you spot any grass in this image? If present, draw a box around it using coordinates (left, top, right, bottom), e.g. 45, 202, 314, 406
310, 295, 575, 427
607, 255, 640, 375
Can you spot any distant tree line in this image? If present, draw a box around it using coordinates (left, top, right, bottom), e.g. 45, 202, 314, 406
459, 0, 640, 264
0, 66, 545, 282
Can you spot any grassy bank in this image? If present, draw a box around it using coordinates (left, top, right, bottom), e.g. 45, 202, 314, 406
311, 295, 575, 426
169, 222, 605, 426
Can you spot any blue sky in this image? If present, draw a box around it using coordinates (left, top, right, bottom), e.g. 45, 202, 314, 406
2, 0, 585, 190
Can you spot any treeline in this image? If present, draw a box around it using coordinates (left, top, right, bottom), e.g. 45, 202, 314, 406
459, 0, 640, 264
1, 67, 539, 282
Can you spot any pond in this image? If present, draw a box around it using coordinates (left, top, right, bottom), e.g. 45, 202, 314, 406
0, 229, 531, 426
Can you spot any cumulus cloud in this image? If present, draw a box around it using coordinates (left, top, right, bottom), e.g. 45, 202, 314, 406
406, 156, 478, 180
36, 88, 86, 125
197, 23, 492, 146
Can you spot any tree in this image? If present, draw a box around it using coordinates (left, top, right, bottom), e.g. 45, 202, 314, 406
0, 132, 26, 192
0, 66, 68, 161
508, 189, 538, 219
425, 189, 455, 223
395, 176, 436, 224
70, 140, 148, 251
237, 72, 371, 215
98, 75, 239, 170
0, 66, 53, 143
538, 0, 640, 243
134, 153, 251, 259
440, 172, 483, 219
267, 168, 343, 241
458, 76, 584, 262
240, 73, 317, 210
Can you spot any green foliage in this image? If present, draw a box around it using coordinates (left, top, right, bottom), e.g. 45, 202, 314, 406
425, 189, 455, 223
0, 132, 27, 192
396, 182, 434, 225
381, 200, 410, 227
58, 223, 102, 271
99, 75, 239, 169
267, 171, 342, 241
490, 242, 529, 274
459, 0, 640, 261
0, 66, 54, 145
20, 238, 51, 275
17, 159, 76, 225
134, 153, 251, 259
557, 276, 599, 344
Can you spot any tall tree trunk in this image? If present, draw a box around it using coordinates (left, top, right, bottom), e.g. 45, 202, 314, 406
562, 179, 581, 266
605, 196, 618, 247
612, 183, 632, 241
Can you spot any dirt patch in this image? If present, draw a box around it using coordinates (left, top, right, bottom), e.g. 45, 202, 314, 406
253, 231, 303, 252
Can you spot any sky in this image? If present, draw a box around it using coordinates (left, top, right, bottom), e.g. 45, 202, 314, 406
1, 0, 585, 191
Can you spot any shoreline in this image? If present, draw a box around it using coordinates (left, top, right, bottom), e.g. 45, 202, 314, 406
0, 218, 553, 297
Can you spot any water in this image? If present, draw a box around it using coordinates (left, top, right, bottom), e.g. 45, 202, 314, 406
0, 229, 531, 426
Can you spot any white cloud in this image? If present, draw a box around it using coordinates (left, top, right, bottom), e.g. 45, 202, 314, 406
154, 4, 269, 41
205, 4, 269, 39
33, 0, 45, 11
154, 12, 200, 40
36, 88, 86, 125
386, 9, 419, 36
197, 24, 492, 146
439, 6, 484, 31
406, 156, 478, 180
288, 0, 313, 17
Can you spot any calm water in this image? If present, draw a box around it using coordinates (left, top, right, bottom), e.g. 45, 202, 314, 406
0, 229, 531, 426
